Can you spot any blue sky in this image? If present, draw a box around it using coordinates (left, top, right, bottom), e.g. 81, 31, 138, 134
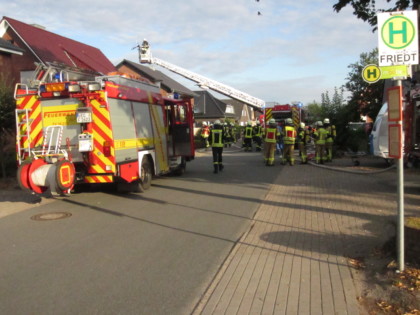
1, 0, 379, 105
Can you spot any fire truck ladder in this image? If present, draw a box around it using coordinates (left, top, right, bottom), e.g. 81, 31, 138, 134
138, 41, 265, 109
30, 62, 99, 87
15, 108, 33, 165
40, 125, 67, 160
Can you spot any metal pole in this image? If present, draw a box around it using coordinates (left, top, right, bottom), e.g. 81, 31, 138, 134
397, 79, 405, 272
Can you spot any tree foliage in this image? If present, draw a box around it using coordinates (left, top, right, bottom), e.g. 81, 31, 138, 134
0, 76, 17, 178
333, 0, 420, 29
0, 77, 15, 131
344, 48, 384, 122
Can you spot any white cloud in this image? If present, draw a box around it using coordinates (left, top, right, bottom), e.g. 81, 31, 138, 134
1, 0, 380, 104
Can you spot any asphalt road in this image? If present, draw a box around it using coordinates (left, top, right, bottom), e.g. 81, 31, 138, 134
0, 145, 281, 315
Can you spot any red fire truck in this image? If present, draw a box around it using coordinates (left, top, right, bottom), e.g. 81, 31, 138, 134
15, 65, 195, 195
263, 103, 303, 128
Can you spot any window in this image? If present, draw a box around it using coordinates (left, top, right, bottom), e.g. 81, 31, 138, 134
20, 71, 34, 85
225, 105, 234, 114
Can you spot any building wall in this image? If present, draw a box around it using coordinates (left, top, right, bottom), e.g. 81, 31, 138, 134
1, 30, 38, 87
0, 54, 15, 87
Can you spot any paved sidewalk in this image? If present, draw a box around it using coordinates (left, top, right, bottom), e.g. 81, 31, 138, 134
194, 158, 420, 315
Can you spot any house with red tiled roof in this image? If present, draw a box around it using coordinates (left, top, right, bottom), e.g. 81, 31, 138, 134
0, 16, 115, 87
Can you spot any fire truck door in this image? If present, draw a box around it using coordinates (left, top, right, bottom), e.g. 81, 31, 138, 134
167, 100, 194, 157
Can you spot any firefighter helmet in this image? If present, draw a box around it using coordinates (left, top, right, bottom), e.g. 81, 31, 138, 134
202, 122, 207, 126
323, 118, 330, 124
317, 121, 323, 127
214, 120, 221, 125
247, 120, 252, 125
300, 122, 305, 128
269, 118, 276, 124
285, 118, 293, 125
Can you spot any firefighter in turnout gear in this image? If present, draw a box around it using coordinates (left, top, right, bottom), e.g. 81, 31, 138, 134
323, 118, 336, 162
313, 121, 329, 164
209, 120, 225, 173
253, 120, 263, 151
223, 122, 233, 147
297, 122, 310, 164
263, 119, 280, 166
281, 118, 297, 166
200, 122, 210, 149
243, 121, 253, 151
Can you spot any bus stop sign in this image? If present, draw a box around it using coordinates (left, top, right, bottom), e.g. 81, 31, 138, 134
378, 10, 418, 66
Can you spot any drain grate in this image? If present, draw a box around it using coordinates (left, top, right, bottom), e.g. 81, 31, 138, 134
31, 212, 72, 221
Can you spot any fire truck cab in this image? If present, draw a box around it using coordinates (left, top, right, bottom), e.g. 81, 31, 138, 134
15, 68, 195, 195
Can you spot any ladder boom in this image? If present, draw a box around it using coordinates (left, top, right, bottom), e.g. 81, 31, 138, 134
139, 41, 265, 109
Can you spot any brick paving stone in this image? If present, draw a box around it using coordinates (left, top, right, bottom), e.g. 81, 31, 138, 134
195, 159, 420, 315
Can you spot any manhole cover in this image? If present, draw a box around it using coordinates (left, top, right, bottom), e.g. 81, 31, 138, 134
31, 212, 72, 221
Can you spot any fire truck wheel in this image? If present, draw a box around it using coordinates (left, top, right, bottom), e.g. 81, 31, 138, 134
17, 161, 32, 191
139, 157, 152, 191
55, 160, 76, 192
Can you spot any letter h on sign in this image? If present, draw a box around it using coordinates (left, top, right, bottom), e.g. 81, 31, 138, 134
389, 21, 407, 44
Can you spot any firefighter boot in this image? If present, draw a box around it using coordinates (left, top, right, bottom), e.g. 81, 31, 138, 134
219, 164, 224, 172
213, 164, 219, 174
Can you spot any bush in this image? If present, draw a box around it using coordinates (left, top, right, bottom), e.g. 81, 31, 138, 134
0, 77, 17, 178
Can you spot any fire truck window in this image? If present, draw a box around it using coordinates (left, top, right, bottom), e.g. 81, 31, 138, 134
175, 105, 186, 124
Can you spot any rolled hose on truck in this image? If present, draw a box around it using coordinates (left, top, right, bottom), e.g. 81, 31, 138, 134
17, 159, 76, 195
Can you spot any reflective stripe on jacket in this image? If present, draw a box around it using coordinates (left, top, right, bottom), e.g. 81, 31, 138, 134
283, 126, 296, 144
245, 126, 253, 138
314, 127, 328, 144
325, 125, 336, 143
264, 127, 278, 143
211, 129, 224, 147
253, 125, 262, 137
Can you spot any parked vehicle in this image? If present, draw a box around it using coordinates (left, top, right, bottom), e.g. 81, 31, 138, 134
15, 65, 194, 195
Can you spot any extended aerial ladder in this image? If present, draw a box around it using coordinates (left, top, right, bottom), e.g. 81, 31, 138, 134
138, 40, 265, 109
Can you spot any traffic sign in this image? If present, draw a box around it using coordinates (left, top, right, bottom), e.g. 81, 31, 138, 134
362, 64, 381, 83
378, 11, 418, 66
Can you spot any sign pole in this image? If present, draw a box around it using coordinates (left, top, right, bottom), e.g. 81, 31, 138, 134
377, 9, 418, 273
387, 82, 405, 272
396, 79, 405, 272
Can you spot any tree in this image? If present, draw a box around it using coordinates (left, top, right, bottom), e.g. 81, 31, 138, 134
333, 0, 420, 29
0, 76, 15, 131
321, 86, 345, 120
0, 76, 17, 178
305, 101, 323, 124
344, 48, 384, 122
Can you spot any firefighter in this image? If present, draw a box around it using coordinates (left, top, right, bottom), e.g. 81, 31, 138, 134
209, 120, 225, 173
313, 121, 329, 164
253, 120, 263, 151
281, 118, 297, 166
297, 122, 309, 164
243, 121, 253, 151
230, 122, 237, 143
263, 118, 280, 166
276, 121, 284, 156
223, 122, 233, 147
200, 122, 210, 150
323, 118, 336, 162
